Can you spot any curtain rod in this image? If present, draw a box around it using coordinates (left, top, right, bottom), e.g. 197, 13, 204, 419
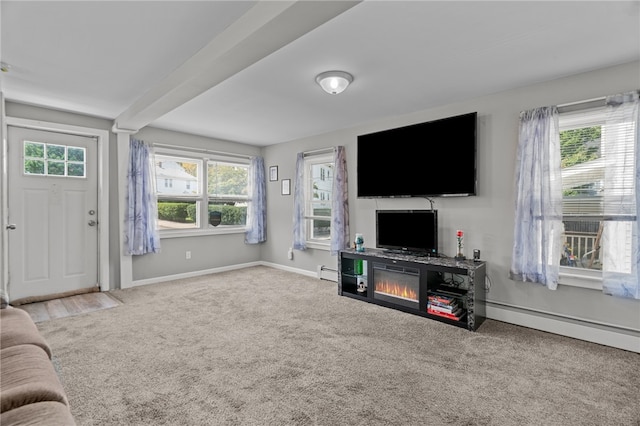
303, 147, 334, 157
558, 97, 605, 114
152, 142, 252, 160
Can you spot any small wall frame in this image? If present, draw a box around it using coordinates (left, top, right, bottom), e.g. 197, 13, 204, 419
269, 166, 278, 182
281, 179, 291, 195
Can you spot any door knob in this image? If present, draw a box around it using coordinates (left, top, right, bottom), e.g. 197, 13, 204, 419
6, 224, 16, 230
88, 220, 97, 226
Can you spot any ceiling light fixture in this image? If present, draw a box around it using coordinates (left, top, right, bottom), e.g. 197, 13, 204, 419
315, 71, 353, 95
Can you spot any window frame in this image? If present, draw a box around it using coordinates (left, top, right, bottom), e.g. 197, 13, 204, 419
556, 101, 634, 291
154, 147, 251, 239
302, 152, 334, 250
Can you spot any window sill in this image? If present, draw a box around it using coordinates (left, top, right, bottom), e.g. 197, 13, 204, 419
558, 267, 603, 291
160, 227, 246, 239
305, 241, 330, 251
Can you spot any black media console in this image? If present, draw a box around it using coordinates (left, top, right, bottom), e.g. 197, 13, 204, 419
338, 248, 486, 331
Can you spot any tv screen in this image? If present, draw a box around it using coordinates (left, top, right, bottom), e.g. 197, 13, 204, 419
376, 210, 438, 256
357, 112, 477, 198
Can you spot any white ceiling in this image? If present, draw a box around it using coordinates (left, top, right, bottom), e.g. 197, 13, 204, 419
2, 1, 639, 147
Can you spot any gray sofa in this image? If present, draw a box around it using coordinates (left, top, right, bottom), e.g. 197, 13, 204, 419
0, 305, 76, 425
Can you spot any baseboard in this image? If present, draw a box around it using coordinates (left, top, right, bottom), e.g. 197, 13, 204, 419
128, 261, 324, 288
128, 261, 263, 288
486, 303, 640, 353
259, 262, 318, 279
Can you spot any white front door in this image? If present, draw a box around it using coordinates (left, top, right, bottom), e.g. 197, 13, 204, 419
7, 126, 98, 300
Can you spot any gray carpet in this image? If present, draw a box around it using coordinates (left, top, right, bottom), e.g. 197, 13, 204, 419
37, 266, 639, 425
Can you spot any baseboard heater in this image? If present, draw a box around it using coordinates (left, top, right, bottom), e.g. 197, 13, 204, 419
486, 300, 640, 353
317, 265, 338, 282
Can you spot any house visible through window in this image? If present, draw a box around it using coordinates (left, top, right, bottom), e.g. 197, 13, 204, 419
558, 103, 635, 280
154, 151, 250, 233
303, 152, 334, 246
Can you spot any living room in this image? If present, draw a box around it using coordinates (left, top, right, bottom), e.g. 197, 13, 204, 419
1, 2, 639, 424
2, 0, 638, 351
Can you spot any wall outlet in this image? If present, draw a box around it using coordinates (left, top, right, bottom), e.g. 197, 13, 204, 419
287, 247, 293, 260
186, 251, 191, 260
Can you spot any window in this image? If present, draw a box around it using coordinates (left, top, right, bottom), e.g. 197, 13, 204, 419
23, 141, 86, 178
558, 103, 636, 285
303, 152, 334, 247
154, 150, 250, 235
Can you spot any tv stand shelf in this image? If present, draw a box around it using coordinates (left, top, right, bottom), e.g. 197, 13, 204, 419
338, 248, 486, 331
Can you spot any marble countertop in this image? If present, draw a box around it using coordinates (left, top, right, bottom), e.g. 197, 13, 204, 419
340, 248, 485, 270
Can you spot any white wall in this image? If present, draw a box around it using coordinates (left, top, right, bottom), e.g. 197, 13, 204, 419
262, 61, 640, 350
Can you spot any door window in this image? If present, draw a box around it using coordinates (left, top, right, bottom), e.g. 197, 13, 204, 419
23, 141, 86, 178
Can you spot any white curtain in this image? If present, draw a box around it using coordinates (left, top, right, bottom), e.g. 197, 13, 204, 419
292, 152, 306, 250
510, 106, 564, 289
601, 91, 639, 299
245, 156, 267, 244
125, 138, 161, 255
330, 146, 349, 255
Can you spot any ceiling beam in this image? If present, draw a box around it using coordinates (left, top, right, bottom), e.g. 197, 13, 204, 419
113, 0, 361, 133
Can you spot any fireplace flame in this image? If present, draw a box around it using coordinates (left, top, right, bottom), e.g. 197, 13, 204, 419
374, 280, 418, 301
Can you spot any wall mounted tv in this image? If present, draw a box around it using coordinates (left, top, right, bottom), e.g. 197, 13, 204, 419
376, 210, 438, 257
357, 112, 477, 198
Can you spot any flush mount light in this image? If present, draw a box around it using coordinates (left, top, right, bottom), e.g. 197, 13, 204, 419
315, 71, 353, 95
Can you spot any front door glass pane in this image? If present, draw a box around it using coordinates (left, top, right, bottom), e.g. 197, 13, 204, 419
23, 141, 87, 178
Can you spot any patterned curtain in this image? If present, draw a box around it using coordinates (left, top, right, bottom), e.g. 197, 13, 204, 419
292, 152, 306, 250
601, 91, 639, 299
245, 156, 267, 244
125, 138, 160, 255
510, 106, 563, 289
330, 146, 349, 255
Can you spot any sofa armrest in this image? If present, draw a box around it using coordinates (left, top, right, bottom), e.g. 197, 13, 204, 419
0, 345, 69, 413
0, 400, 76, 426
0, 308, 52, 358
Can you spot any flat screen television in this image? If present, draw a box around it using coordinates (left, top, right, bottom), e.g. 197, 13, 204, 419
376, 210, 438, 257
357, 112, 477, 198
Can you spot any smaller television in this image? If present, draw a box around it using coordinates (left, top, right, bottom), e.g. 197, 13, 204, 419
376, 210, 438, 256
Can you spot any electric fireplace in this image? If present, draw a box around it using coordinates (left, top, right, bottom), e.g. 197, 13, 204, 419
339, 248, 487, 331
372, 263, 420, 310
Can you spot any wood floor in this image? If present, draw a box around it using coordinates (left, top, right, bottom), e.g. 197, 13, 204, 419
17, 292, 122, 323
